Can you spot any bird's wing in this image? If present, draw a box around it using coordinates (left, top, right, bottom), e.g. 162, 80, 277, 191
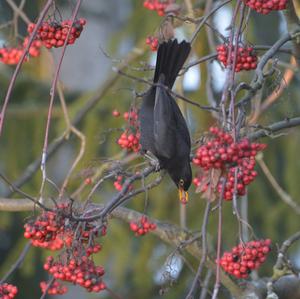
153, 76, 177, 159
139, 87, 156, 154
170, 98, 191, 148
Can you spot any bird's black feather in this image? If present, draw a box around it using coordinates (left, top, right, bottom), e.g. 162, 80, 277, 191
140, 39, 192, 191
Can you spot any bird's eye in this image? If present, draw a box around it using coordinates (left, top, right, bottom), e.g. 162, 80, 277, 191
179, 179, 184, 186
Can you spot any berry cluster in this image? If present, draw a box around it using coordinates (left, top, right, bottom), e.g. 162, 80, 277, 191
27, 18, 86, 49
24, 204, 70, 250
44, 255, 106, 292
216, 44, 258, 72
0, 283, 18, 299
243, 0, 287, 14
40, 280, 68, 295
117, 109, 141, 152
0, 38, 42, 65
24, 202, 107, 294
193, 127, 266, 200
219, 239, 271, 278
143, 0, 175, 16
146, 36, 159, 51
130, 216, 157, 236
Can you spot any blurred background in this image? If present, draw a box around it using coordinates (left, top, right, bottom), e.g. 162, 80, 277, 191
0, 0, 300, 298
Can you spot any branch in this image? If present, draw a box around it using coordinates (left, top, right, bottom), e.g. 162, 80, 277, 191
110, 206, 242, 298
0, 242, 31, 283
248, 116, 300, 140
2, 45, 147, 198
257, 155, 300, 215
0, 197, 242, 296
283, 0, 300, 65
0, 0, 54, 135
5, 0, 31, 24
236, 33, 296, 107
114, 68, 217, 111
39, 0, 83, 197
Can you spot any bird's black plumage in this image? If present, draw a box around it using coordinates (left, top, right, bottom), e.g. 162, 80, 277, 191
139, 39, 192, 191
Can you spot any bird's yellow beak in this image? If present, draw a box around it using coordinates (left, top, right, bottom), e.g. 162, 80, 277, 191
178, 186, 189, 204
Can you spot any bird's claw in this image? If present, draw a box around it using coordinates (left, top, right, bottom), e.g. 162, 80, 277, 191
143, 152, 161, 171
151, 160, 161, 172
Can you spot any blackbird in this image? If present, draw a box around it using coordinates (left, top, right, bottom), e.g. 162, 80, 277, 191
139, 39, 192, 202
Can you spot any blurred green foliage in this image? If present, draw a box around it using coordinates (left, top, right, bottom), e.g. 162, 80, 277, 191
0, 1, 299, 299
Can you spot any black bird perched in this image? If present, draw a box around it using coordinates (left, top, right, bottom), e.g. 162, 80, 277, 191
139, 39, 192, 202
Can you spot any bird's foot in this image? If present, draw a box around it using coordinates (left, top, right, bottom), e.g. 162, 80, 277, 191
144, 153, 161, 172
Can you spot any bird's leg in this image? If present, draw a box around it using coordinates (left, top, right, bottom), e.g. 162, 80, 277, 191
142, 151, 161, 171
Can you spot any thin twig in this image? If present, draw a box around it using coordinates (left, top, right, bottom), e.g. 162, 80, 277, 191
211, 180, 225, 299
199, 270, 213, 299
0, 242, 31, 283
190, 0, 232, 44
5, 0, 31, 24
0, 173, 51, 211
115, 68, 217, 111
185, 201, 211, 299
0, 0, 54, 135
3, 43, 147, 198
40, 0, 83, 196
56, 81, 86, 198
40, 277, 55, 299
257, 155, 300, 215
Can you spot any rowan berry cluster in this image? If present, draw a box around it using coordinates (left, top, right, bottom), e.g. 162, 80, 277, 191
24, 202, 108, 294
0, 283, 18, 299
0, 38, 42, 65
27, 18, 86, 49
219, 239, 271, 278
243, 0, 287, 14
216, 44, 258, 72
40, 280, 68, 295
23, 203, 70, 250
44, 255, 106, 293
117, 109, 141, 152
193, 126, 266, 200
146, 36, 159, 51
143, 0, 174, 16
130, 216, 157, 236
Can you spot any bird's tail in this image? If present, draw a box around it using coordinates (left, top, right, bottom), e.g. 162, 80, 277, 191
153, 39, 191, 88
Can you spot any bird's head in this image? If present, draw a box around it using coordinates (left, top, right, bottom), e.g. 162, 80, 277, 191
169, 162, 192, 204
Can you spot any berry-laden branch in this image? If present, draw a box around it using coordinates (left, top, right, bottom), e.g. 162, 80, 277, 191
40, 0, 83, 196
236, 32, 297, 107
75, 164, 158, 221
0, 198, 242, 297
109, 205, 243, 298
0, 0, 54, 135
2, 43, 147, 198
